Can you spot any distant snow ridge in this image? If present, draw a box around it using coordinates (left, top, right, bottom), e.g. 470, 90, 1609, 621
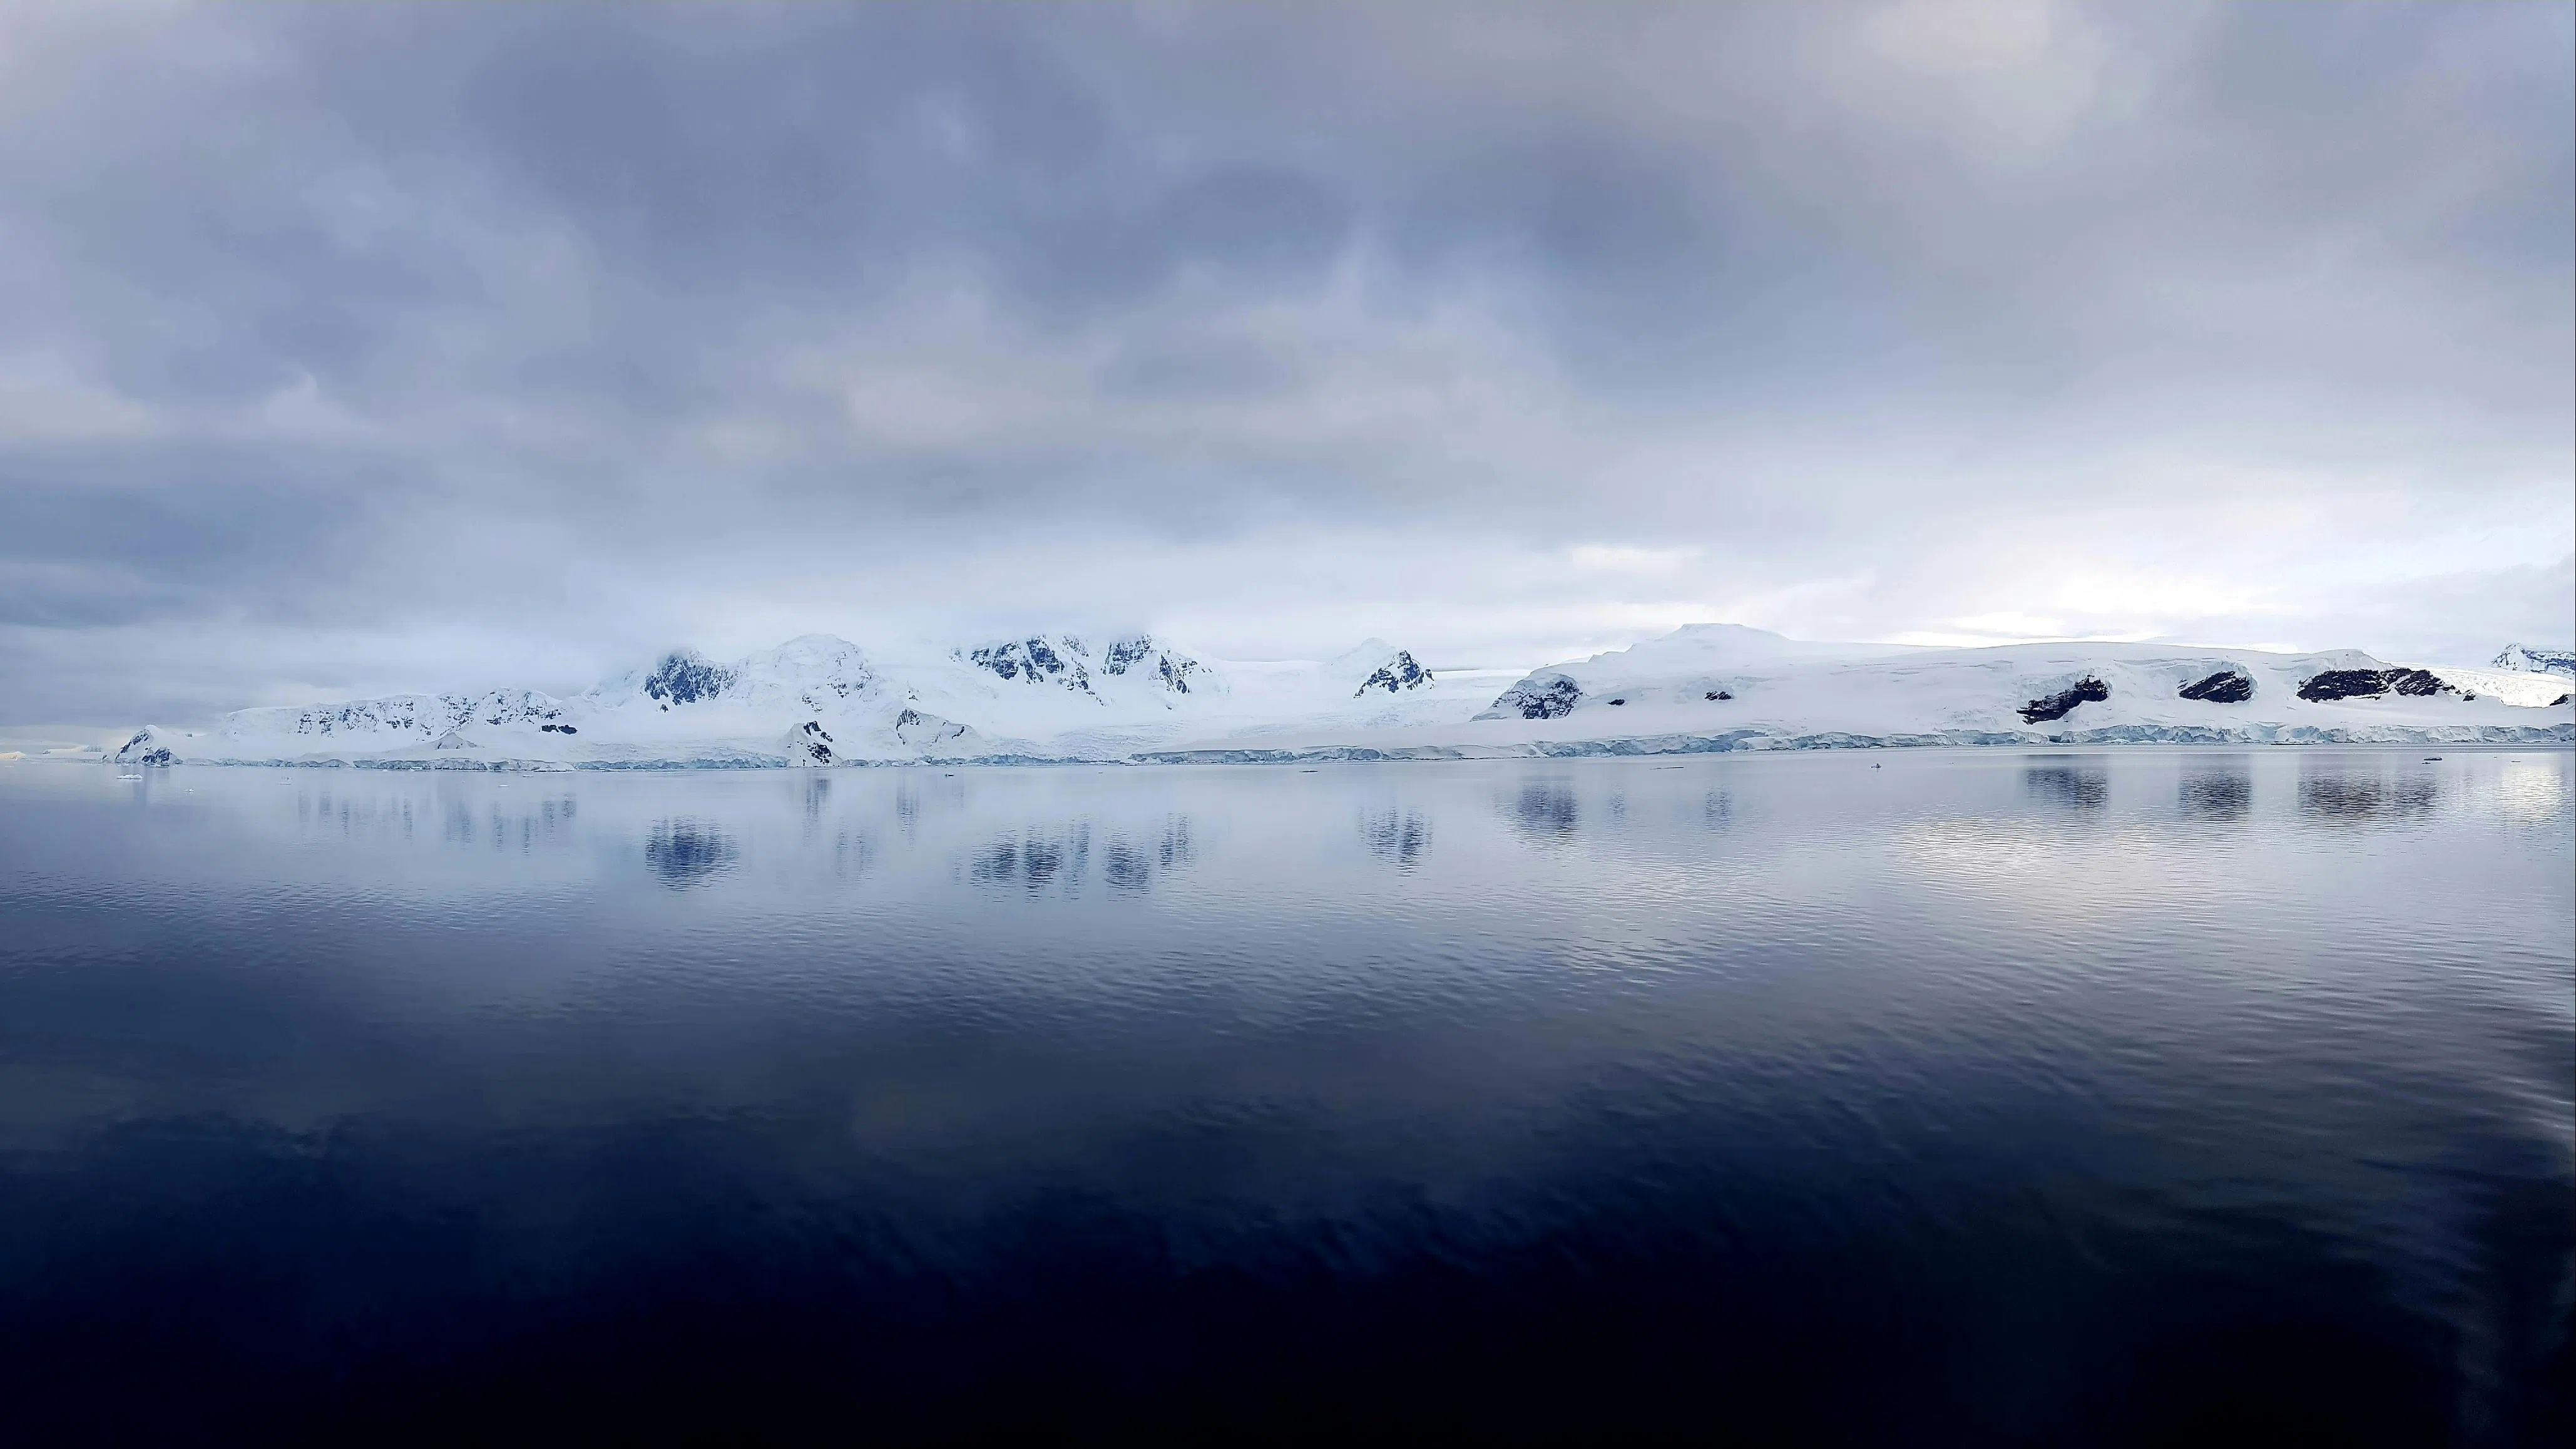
2493, 644, 2575, 677
101, 623, 2575, 769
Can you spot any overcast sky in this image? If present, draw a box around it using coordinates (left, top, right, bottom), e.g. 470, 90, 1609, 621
2, 1, 2568, 729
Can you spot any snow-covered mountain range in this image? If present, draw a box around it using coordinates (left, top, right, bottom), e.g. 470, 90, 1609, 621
109, 625, 2573, 769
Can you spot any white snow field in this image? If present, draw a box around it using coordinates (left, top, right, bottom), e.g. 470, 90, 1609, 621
109, 626, 2574, 769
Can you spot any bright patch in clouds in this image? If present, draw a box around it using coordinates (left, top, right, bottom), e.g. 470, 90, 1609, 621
1569, 545, 1704, 577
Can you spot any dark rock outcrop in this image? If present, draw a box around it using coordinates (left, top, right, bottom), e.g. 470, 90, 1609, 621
974, 638, 1067, 685
1354, 651, 1433, 696
2179, 670, 2252, 704
539, 722, 578, 734
968, 637, 1104, 694
1705, 690, 1733, 701
1103, 637, 1152, 674
1104, 635, 1202, 693
1491, 674, 1582, 720
795, 720, 834, 764
2019, 677, 2109, 724
2297, 668, 2455, 703
2387, 668, 2448, 697
111, 729, 179, 765
643, 652, 735, 706
894, 707, 973, 747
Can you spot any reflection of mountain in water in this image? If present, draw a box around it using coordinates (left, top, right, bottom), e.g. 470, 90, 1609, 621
971, 827, 1091, 893
2024, 765, 2108, 811
1105, 817, 1194, 893
646, 819, 739, 888
2300, 774, 2438, 822
968, 816, 1197, 894
2178, 771, 2251, 821
1506, 783, 1579, 843
1362, 810, 1431, 870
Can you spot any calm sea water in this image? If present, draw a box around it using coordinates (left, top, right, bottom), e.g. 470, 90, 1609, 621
1, 750, 2567, 1444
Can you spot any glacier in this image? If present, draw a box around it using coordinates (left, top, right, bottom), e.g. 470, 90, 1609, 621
108, 625, 2575, 769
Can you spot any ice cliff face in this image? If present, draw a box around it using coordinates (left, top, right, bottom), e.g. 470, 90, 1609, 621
105, 625, 2575, 768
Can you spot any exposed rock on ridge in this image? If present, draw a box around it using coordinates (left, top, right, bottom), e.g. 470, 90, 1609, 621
2020, 678, 2110, 724
2297, 668, 2453, 702
1483, 673, 1582, 720
2179, 670, 2252, 704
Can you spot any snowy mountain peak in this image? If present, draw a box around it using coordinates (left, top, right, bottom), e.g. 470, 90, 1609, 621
98, 628, 2575, 769
961, 635, 1096, 694
1101, 634, 1206, 694
1326, 638, 1398, 669
2492, 643, 2575, 677
640, 650, 735, 707
959, 633, 1205, 697
1354, 650, 1433, 696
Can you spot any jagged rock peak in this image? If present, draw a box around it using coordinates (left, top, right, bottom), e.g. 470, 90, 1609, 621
1104, 633, 1205, 693
642, 650, 736, 706
112, 727, 176, 765
961, 633, 1204, 694
1482, 672, 1581, 720
1354, 650, 1433, 697
963, 635, 1094, 692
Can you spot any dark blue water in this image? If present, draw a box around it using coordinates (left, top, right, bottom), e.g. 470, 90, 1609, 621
1, 750, 2568, 1444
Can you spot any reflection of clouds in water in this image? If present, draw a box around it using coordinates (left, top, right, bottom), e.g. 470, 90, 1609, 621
1894, 820, 2057, 882
2471, 757, 2573, 825
2024, 765, 2107, 812
1505, 782, 1578, 844
2178, 770, 2251, 822
646, 818, 739, 888
1361, 809, 1431, 871
2299, 774, 2436, 824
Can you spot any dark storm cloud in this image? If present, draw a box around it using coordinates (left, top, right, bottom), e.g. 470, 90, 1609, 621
0, 1, 2567, 725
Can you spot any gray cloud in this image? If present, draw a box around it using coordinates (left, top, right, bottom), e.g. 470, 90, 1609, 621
0, 1, 2567, 726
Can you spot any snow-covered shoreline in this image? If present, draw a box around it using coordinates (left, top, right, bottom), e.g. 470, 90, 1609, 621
103, 625, 2576, 770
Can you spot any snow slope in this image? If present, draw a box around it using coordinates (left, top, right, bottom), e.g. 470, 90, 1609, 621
110, 627, 2574, 768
